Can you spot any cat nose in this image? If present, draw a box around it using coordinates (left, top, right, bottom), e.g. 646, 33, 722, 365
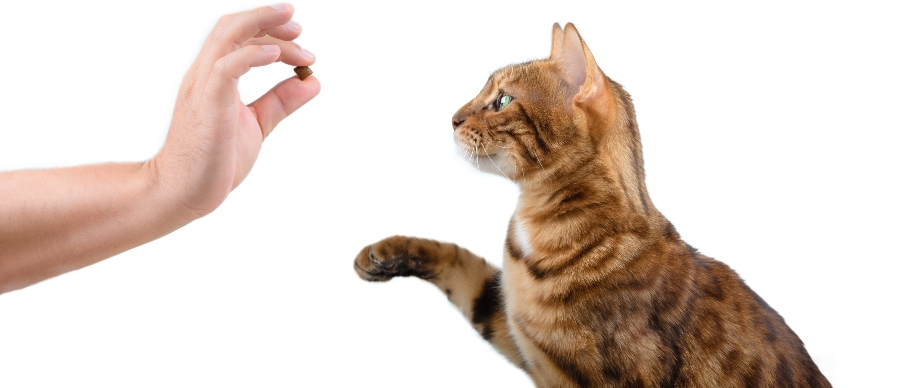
452, 115, 465, 130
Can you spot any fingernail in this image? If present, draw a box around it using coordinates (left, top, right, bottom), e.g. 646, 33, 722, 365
300, 48, 315, 62
270, 3, 291, 11
286, 20, 302, 32
263, 45, 280, 54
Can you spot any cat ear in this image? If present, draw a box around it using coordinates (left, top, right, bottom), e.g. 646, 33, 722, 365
553, 23, 605, 104
549, 23, 564, 59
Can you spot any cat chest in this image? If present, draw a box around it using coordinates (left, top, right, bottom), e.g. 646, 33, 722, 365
500, 249, 577, 325
506, 218, 536, 259
501, 256, 604, 380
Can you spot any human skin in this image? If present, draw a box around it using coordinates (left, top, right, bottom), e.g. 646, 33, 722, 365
0, 3, 320, 294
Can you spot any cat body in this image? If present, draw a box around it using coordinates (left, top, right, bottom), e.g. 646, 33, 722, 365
354, 24, 829, 387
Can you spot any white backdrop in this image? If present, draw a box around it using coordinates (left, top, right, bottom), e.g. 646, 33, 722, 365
2, 1, 908, 386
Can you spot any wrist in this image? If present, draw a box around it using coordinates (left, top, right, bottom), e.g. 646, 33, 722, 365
142, 158, 201, 228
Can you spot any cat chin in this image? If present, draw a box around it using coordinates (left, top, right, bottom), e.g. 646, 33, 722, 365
476, 155, 516, 180
453, 141, 515, 179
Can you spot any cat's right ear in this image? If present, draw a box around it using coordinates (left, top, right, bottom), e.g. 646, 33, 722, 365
550, 23, 564, 59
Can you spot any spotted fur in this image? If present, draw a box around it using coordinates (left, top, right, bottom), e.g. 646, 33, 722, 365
354, 24, 829, 387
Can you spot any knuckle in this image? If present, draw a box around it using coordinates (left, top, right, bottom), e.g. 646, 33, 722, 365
247, 7, 268, 28
212, 57, 231, 76
211, 16, 233, 38
215, 14, 233, 27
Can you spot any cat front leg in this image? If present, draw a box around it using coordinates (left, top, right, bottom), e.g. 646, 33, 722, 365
354, 235, 524, 368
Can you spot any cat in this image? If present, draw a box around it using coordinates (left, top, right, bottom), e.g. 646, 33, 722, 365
353, 23, 830, 387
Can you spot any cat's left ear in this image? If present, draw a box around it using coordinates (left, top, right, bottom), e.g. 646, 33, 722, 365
551, 23, 605, 105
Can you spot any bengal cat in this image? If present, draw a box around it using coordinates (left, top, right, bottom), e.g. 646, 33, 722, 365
353, 24, 830, 387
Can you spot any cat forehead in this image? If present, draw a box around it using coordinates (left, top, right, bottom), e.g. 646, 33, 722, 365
490, 60, 545, 85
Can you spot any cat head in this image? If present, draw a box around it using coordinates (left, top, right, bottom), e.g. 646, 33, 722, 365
453, 23, 647, 207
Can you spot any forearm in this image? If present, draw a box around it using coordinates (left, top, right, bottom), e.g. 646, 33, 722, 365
0, 162, 190, 294
0, 4, 316, 295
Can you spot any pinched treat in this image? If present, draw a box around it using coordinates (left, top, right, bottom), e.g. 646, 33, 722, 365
294, 66, 313, 80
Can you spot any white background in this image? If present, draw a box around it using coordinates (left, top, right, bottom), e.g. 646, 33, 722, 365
1, 1, 907, 386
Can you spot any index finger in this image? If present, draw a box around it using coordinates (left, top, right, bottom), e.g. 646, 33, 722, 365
203, 4, 296, 65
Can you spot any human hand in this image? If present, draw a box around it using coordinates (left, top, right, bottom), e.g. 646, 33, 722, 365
151, 3, 320, 220
0, 4, 320, 293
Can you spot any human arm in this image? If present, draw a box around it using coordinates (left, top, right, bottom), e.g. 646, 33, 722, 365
0, 3, 320, 294
0, 163, 181, 293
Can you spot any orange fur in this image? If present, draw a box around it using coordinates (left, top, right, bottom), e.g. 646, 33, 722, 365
355, 24, 829, 387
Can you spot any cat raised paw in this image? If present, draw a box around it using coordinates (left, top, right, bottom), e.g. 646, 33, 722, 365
353, 236, 437, 282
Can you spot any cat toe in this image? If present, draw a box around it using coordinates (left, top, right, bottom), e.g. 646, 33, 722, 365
354, 245, 395, 282
353, 236, 436, 282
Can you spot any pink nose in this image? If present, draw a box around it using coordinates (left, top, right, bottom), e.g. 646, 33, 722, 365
452, 116, 465, 130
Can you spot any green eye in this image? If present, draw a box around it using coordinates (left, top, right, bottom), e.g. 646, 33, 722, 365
494, 93, 513, 112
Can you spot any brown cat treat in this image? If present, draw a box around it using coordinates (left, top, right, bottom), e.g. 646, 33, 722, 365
293, 65, 312, 80
354, 23, 830, 387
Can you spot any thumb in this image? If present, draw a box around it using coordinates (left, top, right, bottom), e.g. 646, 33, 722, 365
249, 75, 321, 138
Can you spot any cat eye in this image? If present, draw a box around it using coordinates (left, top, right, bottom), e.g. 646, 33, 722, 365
492, 93, 514, 112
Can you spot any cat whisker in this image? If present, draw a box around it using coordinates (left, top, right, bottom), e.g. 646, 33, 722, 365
461, 144, 475, 166
463, 144, 472, 167
480, 141, 511, 181
529, 147, 551, 180
458, 142, 480, 168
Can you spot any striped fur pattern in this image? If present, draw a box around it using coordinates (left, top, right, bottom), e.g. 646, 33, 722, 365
354, 24, 829, 387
